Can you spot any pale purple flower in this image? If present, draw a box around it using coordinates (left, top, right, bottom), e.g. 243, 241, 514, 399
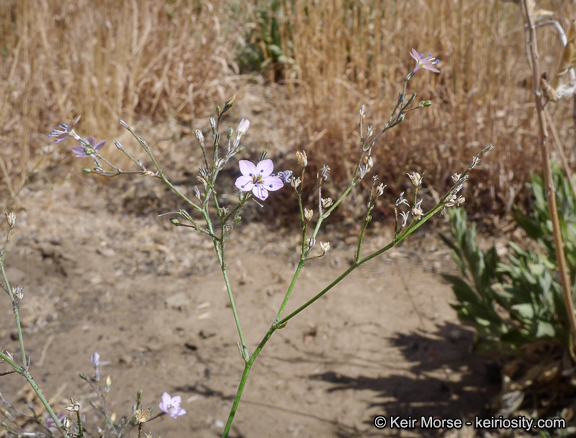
49, 116, 81, 143
45, 413, 67, 429
91, 352, 100, 381
276, 170, 293, 184
159, 392, 186, 419
410, 49, 440, 74
70, 136, 106, 158
91, 352, 100, 367
237, 119, 250, 135
235, 159, 284, 201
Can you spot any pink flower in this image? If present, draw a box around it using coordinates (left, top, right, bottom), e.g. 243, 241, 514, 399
235, 159, 284, 201
159, 392, 186, 419
70, 136, 106, 158
237, 119, 250, 135
410, 49, 440, 74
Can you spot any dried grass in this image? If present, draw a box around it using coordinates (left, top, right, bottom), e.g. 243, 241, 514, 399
0, 0, 241, 195
2, 0, 576, 220
272, 0, 576, 219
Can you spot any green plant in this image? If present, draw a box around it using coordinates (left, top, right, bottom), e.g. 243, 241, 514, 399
236, 0, 294, 80
441, 166, 576, 420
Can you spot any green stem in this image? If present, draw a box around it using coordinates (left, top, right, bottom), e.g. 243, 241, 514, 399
125, 126, 202, 212
0, 259, 26, 368
274, 260, 305, 322
76, 410, 84, 438
0, 234, 70, 438
276, 171, 485, 328
22, 370, 71, 438
221, 215, 425, 437
219, 241, 249, 360
222, 327, 275, 438
355, 204, 373, 263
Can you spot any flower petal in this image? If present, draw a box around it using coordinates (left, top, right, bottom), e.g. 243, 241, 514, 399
252, 186, 269, 200
256, 159, 274, 177
71, 145, 87, 157
237, 119, 250, 134
262, 175, 284, 192
94, 140, 106, 151
235, 176, 254, 192
238, 160, 256, 177
410, 48, 421, 62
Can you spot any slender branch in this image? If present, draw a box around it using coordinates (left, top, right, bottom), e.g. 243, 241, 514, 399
520, 0, 576, 341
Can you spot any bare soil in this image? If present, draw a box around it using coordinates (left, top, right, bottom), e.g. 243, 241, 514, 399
0, 89, 498, 438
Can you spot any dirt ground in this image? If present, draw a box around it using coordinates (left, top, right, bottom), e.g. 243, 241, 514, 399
0, 89, 499, 438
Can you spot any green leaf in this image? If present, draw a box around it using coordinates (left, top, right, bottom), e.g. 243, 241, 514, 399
511, 303, 534, 319
534, 321, 556, 338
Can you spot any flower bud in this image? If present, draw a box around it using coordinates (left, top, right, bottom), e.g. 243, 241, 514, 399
13, 287, 23, 301
135, 408, 152, 423
65, 398, 80, 412
62, 417, 72, 429
319, 164, 330, 180
445, 194, 457, 207
407, 171, 422, 187
296, 151, 307, 167
194, 129, 205, 145
224, 94, 236, 111
5, 212, 16, 228
304, 209, 313, 221
321, 198, 333, 208
411, 199, 423, 219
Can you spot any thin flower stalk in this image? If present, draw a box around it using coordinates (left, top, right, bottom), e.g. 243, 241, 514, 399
222, 144, 493, 437
520, 0, 576, 342
0, 232, 71, 438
